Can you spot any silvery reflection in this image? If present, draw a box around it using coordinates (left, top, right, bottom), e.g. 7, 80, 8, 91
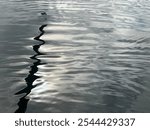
0, 0, 150, 112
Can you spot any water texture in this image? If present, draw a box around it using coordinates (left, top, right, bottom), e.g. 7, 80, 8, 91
0, 0, 150, 112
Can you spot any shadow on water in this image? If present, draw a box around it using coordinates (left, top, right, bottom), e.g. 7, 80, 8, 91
15, 24, 47, 113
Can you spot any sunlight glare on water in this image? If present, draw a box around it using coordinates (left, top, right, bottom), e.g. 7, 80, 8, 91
0, 0, 150, 112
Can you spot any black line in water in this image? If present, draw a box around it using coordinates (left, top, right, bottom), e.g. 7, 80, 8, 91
15, 24, 47, 113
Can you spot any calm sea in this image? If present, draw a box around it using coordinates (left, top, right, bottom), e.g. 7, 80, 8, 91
0, 0, 150, 112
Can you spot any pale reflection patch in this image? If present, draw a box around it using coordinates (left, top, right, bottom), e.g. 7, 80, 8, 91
41, 34, 74, 41
44, 26, 87, 31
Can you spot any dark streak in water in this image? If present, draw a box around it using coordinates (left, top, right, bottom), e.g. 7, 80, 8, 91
15, 24, 47, 113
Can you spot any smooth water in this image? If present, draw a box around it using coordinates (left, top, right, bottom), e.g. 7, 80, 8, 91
0, 0, 150, 113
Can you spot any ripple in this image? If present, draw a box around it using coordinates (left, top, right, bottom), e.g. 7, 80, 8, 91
1, 0, 150, 112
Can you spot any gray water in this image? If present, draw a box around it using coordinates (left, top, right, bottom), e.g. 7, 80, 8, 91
0, 0, 150, 113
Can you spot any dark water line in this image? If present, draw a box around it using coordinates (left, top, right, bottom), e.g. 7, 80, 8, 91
15, 24, 47, 113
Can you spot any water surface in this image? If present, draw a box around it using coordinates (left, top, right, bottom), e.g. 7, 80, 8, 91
0, 0, 150, 112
